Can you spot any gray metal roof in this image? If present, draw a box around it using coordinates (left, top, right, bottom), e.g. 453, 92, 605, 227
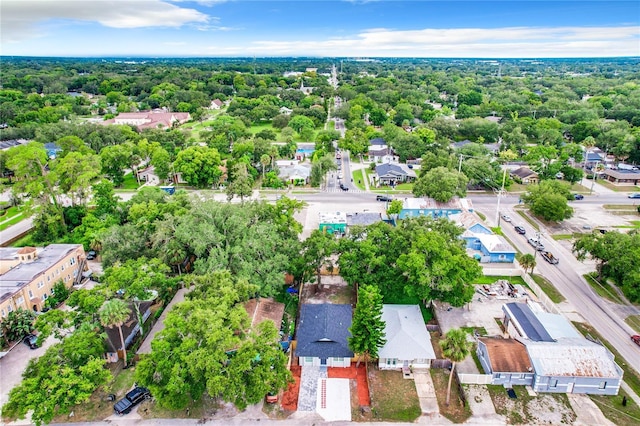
378, 305, 435, 360
346, 212, 382, 226
296, 304, 353, 358
504, 302, 554, 342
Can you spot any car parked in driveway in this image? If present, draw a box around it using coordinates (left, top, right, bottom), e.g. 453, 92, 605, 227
23, 333, 38, 349
114, 386, 151, 415
86, 250, 97, 260
514, 226, 526, 235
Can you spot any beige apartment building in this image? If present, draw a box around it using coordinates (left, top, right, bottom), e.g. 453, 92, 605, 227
0, 244, 87, 317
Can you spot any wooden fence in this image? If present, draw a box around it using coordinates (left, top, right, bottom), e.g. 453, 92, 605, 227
431, 359, 452, 369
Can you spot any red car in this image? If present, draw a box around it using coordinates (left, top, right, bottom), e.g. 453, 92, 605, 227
632, 335, 640, 347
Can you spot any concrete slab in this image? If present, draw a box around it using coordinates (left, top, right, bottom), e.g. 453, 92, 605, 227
297, 366, 327, 411
464, 385, 504, 424
316, 378, 351, 422
567, 394, 616, 426
413, 370, 439, 415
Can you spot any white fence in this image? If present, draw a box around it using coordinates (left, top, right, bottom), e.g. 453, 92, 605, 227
458, 373, 493, 385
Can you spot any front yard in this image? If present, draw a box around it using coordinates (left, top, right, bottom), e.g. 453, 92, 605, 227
368, 367, 421, 422
486, 385, 575, 425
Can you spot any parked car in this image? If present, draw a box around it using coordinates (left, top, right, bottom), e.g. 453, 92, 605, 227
573, 194, 584, 200
376, 195, 393, 202
632, 335, 640, 347
501, 214, 512, 222
114, 386, 151, 415
628, 193, 640, 199
23, 333, 38, 349
514, 226, 526, 235
86, 250, 97, 260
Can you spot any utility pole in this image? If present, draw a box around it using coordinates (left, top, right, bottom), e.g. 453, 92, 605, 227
495, 167, 508, 227
458, 154, 464, 173
590, 160, 600, 195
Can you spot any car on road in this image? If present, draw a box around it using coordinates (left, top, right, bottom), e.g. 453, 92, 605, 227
376, 195, 393, 202
114, 386, 151, 415
339, 183, 349, 191
527, 238, 545, 251
23, 333, 38, 349
573, 194, 584, 200
628, 193, 640, 199
338, 173, 343, 179
632, 335, 640, 347
501, 214, 512, 222
514, 226, 526, 235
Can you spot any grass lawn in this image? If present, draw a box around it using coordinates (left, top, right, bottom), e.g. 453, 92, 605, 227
475, 211, 486, 221
514, 209, 540, 231
118, 172, 141, 190
625, 315, 640, 334
597, 180, 640, 192
394, 182, 414, 191
506, 183, 529, 193
369, 367, 421, 422
430, 368, 472, 423
591, 390, 640, 426
583, 272, 624, 304
0, 214, 26, 232
614, 220, 640, 229
352, 169, 366, 190
552, 233, 585, 241
572, 321, 640, 397
486, 385, 575, 425
569, 183, 590, 192
603, 204, 639, 211
474, 275, 526, 286
531, 273, 565, 303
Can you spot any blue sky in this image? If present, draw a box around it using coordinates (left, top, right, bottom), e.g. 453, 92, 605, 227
1, 1, 639, 57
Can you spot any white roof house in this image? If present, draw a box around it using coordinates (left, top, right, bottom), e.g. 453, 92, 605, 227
378, 305, 436, 371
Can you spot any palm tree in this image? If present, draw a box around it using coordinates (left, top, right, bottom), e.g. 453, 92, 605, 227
518, 253, 536, 274
260, 154, 271, 182
440, 328, 472, 406
99, 299, 131, 367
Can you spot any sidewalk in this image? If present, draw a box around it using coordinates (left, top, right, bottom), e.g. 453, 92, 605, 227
580, 177, 617, 195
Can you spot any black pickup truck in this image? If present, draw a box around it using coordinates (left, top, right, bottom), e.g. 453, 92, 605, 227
541, 251, 559, 265
114, 386, 151, 415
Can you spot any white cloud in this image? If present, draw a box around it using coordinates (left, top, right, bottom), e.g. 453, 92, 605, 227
1, 0, 209, 42
229, 25, 640, 57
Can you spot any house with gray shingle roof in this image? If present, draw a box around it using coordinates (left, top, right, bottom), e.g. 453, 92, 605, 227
296, 304, 353, 368
374, 163, 417, 186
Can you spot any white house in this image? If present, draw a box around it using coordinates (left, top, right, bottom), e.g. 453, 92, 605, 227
378, 305, 436, 373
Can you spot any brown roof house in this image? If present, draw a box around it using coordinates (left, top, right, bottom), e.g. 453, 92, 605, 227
243, 298, 285, 331
105, 300, 153, 363
510, 167, 539, 184
103, 111, 191, 130
477, 338, 535, 387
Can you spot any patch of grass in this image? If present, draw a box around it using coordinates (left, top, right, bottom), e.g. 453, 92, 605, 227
625, 315, 640, 334
475, 211, 486, 221
140, 394, 220, 419
569, 183, 590, 192
491, 227, 504, 236
369, 368, 421, 422
419, 303, 434, 323
0, 213, 26, 231
430, 368, 472, 423
118, 172, 141, 190
552, 233, 584, 240
474, 275, 526, 286
507, 183, 529, 193
597, 180, 640, 192
352, 169, 366, 190
591, 389, 640, 426
603, 204, 638, 210
515, 209, 540, 231
461, 326, 488, 336
583, 272, 624, 304
531, 274, 565, 303
572, 321, 640, 398
395, 182, 414, 191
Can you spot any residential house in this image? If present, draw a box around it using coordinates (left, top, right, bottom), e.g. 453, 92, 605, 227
477, 338, 534, 386
601, 169, 640, 186
209, 99, 224, 109
378, 305, 436, 373
279, 106, 293, 116
452, 212, 516, 263
368, 145, 395, 163
0, 245, 87, 316
0, 139, 28, 151
319, 212, 347, 235
44, 142, 62, 159
584, 150, 603, 168
374, 163, 417, 186
278, 163, 311, 185
477, 301, 624, 395
399, 197, 473, 220
484, 116, 502, 124
105, 300, 153, 363
103, 111, 191, 130
369, 137, 387, 147
510, 167, 539, 184
296, 304, 353, 368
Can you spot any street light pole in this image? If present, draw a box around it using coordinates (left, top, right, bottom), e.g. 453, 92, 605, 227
495, 167, 508, 227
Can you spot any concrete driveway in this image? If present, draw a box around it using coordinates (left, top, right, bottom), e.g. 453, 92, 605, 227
0, 333, 57, 407
137, 287, 188, 355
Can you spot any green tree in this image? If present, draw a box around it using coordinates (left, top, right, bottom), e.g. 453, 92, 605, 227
413, 167, 469, 202
522, 180, 573, 222
0, 309, 36, 343
296, 229, 337, 285
260, 153, 271, 181
288, 115, 315, 135
387, 199, 403, 215
560, 165, 584, 185
100, 144, 131, 187
53, 151, 101, 206
518, 253, 536, 274
440, 328, 472, 406
349, 285, 386, 367
99, 299, 132, 367
92, 179, 120, 217
150, 146, 171, 181
174, 145, 222, 188
226, 162, 254, 202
